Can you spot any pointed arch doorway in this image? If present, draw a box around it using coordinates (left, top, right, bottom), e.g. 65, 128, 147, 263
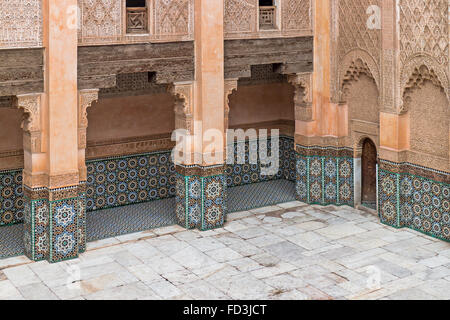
361, 138, 377, 209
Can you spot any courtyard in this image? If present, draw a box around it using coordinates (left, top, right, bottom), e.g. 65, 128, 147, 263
0, 201, 449, 300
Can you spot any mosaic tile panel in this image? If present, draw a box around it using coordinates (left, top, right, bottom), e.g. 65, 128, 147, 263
378, 169, 399, 227
0, 169, 24, 226
86, 151, 176, 212
176, 171, 227, 231
225, 136, 295, 188
23, 195, 49, 261
49, 198, 79, 262
379, 163, 450, 242
295, 146, 354, 207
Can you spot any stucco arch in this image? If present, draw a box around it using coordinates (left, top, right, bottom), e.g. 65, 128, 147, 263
400, 54, 449, 113
338, 49, 380, 104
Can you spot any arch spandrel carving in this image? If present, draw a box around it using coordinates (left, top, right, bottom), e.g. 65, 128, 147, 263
337, 50, 380, 105
400, 55, 450, 114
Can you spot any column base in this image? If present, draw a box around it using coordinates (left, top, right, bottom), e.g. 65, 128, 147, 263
23, 184, 86, 263
175, 165, 226, 231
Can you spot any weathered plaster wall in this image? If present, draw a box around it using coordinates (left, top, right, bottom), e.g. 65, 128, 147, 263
228, 83, 294, 127
87, 94, 175, 143
0, 109, 23, 152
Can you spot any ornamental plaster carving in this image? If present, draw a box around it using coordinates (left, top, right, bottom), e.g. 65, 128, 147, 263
288, 72, 313, 122
224, 0, 257, 35
0, 0, 42, 49
15, 93, 42, 153
338, 51, 380, 104
282, 0, 312, 32
168, 82, 194, 134
400, 55, 450, 114
399, 0, 448, 68
78, 89, 99, 149
337, 0, 381, 63
79, 0, 122, 43
154, 0, 193, 38
78, 0, 194, 44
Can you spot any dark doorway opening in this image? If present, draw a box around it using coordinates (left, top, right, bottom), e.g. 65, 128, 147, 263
361, 138, 377, 209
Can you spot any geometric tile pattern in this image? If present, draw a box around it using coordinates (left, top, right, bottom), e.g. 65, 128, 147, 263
0, 223, 24, 259
379, 162, 450, 242
225, 136, 295, 188
295, 147, 354, 207
23, 186, 85, 263
176, 170, 227, 231
227, 179, 296, 213
86, 197, 177, 242
86, 151, 176, 212
0, 169, 24, 226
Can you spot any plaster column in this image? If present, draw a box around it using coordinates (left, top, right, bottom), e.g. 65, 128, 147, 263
174, 0, 226, 231
23, 0, 82, 263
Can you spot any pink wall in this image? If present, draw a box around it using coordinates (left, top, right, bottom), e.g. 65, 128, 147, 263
87, 93, 175, 143
228, 83, 294, 127
0, 109, 23, 152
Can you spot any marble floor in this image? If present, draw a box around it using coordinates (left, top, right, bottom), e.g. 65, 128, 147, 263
0, 201, 450, 300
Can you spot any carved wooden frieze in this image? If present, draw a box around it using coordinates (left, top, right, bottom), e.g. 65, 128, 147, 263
0, 0, 42, 49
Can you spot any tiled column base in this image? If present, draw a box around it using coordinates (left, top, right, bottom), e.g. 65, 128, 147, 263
295, 145, 354, 206
23, 184, 86, 263
378, 160, 450, 242
175, 165, 226, 231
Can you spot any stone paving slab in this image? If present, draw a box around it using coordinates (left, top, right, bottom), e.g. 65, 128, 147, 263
1, 201, 450, 300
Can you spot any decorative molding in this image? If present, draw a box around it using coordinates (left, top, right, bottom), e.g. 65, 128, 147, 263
15, 93, 42, 154
338, 51, 380, 104
78, 89, 99, 150
288, 72, 313, 121
400, 55, 450, 113
0, 0, 42, 49
168, 81, 194, 134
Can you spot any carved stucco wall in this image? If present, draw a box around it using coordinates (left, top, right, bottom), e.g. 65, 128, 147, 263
399, 0, 449, 107
224, 0, 313, 39
78, 0, 194, 45
333, 0, 381, 103
0, 0, 42, 49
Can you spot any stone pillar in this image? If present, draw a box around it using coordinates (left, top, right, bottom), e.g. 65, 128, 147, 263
21, 0, 82, 263
173, 0, 226, 231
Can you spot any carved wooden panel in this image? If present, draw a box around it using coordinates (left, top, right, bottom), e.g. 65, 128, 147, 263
0, 0, 42, 49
